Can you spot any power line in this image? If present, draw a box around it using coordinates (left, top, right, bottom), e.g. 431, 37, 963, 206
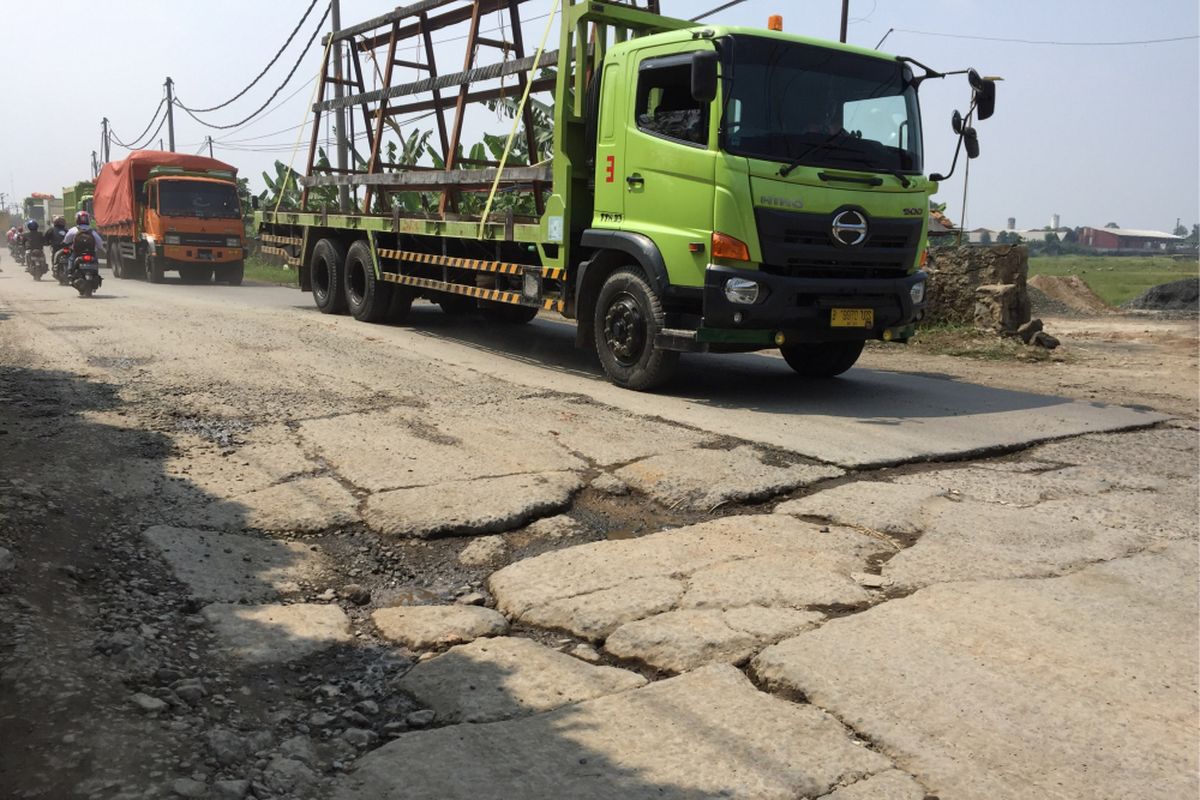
109, 95, 167, 148
689, 0, 748, 22
112, 108, 170, 152
180, 0, 323, 113
893, 28, 1200, 47
176, 3, 331, 130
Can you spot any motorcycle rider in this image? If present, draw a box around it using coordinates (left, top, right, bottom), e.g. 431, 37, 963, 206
45, 216, 68, 278
63, 211, 104, 278
24, 220, 45, 252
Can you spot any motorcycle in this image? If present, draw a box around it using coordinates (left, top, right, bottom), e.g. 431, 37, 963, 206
70, 252, 102, 297
53, 247, 71, 285
9, 240, 25, 266
24, 247, 47, 281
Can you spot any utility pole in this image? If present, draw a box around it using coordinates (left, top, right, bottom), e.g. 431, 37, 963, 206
331, 0, 351, 212
164, 77, 176, 153
839, 0, 849, 43
101, 117, 111, 163
206, 136, 214, 158
91, 151, 99, 179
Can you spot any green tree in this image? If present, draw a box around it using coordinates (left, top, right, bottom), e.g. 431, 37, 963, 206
1104, 221, 1119, 229
1173, 221, 1188, 236
979, 230, 992, 244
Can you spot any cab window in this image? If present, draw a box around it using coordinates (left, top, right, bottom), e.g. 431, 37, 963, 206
635, 56, 708, 146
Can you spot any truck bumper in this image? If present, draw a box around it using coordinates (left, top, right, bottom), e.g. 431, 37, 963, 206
697, 264, 927, 346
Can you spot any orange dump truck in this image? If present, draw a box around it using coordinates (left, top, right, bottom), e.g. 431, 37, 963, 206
94, 151, 247, 285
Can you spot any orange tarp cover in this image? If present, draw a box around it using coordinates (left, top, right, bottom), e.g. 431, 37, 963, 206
93, 150, 238, 227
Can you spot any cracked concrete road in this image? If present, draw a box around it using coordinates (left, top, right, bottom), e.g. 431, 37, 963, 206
0, 273, 1195, 800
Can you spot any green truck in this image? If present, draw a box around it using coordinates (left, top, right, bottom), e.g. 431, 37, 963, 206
62, 181, 95, 220
257, 0, 995, 390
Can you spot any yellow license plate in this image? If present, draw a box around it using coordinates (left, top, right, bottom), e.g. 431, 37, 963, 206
830, 308, 874, 328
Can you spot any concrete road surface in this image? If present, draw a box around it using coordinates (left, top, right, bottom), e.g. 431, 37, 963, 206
0, 268, 1194, 800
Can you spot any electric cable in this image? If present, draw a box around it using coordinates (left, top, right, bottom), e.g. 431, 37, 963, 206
176, 3, 330, 131
690, 0, 749, 23
178, 0, 323, 113
892, 29, 1200, 47
111, 108, 169, 152
108, 95, 167, 148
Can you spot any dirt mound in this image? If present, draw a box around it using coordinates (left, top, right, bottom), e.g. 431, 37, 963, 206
1027, 275, 1112, 315
1121, 278, 1199, 312
1027, 285, 1076, 317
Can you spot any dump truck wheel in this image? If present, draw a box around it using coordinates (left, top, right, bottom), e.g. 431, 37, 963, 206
311, 239, 347, 314
437, 294, 477, 316
344, 240, 392, 323
110, 246, 124, 279
593, 268, 678, 391
223, 261, 244, 286
146, 254, 164, 284
779, 340, 864, 378
479, 302, 538, 324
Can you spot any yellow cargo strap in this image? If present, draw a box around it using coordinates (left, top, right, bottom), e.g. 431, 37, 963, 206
476, 0, 562, 240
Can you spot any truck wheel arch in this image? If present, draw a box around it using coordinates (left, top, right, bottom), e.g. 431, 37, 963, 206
575, 230, 669, 349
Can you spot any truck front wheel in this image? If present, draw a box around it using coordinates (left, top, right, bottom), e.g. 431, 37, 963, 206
344, 240, 392, 322
593, 268, 678, 391
311, 239, 347, 314
146, 253, 164, 283
224, 261, 244, 286
780, 340, 864, 378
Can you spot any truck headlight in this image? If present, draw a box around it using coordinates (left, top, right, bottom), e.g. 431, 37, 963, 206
910, 281, 926, 305
164, 234, 181, 245
225, 237, 240, 247
724, 278, 760, 305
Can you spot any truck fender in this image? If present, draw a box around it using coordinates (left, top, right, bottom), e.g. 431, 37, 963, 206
575, 230, 670, 349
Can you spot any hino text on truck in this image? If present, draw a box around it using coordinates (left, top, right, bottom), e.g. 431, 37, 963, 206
256, 0, 997, 389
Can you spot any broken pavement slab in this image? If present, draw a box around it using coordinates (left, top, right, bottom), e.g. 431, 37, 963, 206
298, 409, 585, 493
751, 543, 1200, 800
490, 515, 881, 658
333, 664, 894, 800
144, 525, 329, 602
396, 636, 646, 723
195, 475, 360, 532
364, 471, 584, 537
371, 605, 508, 649
615, 444, 842, 510
604, 606, 822, 673
202, 603, 351, 664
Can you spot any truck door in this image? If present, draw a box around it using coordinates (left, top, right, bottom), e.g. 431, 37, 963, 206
591, 61, 625, 229
621, 48, 717, 290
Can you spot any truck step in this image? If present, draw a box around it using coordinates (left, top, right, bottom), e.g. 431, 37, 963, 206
379, 271, 564, 313
378, 247, 563, 282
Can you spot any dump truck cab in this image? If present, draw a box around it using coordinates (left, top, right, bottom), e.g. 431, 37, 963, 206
141, 168, 246, 281
574, 26, 933, 373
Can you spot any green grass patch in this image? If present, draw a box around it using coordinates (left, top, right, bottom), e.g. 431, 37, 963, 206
888, 322, 1060, 363
1028, 255, 1198, 306
244, 256, 299, 287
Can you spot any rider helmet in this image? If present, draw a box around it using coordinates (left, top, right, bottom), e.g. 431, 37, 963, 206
26, 220, 38, 231
75, 211, 90, 226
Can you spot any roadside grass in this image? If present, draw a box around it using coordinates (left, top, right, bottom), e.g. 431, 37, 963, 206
1028, 255, 1198, 306
887, 322, 1062, 362
244, 256, 298, 287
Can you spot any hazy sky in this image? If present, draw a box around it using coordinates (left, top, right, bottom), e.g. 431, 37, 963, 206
2, 0, 1196, 232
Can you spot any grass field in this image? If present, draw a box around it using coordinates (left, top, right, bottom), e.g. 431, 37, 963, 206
243, 256, 298, 287
1028, 255, 1198, 306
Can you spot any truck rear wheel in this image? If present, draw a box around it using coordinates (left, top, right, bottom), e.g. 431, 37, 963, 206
224, 261, 244, 286
437, 294, 477, 316
344, 240, 392, 323
593, 268, 678, 391
110, 245, 125, 279
480, 302, 538, 324
779, 340, 864, 378
311, 239, 347, 314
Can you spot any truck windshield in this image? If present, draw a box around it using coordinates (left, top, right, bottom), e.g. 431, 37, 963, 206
158, 180, 241, 219
721, 36, 922, 174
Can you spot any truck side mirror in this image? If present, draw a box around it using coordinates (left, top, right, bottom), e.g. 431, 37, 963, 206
963, 127, 980, 159
968, 68, 996, 120
951, 109, 963, 134
691, 50, 719, 104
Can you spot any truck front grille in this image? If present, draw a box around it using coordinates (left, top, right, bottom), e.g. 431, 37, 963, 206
175, 233, 231, 247
755, 208, 920, 280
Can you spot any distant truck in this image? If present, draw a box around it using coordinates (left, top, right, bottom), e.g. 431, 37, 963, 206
94, 151, 247, 284
22, 193, 61, 226
62, 180, 95, 220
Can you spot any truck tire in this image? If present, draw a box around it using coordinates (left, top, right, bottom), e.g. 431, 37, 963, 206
224, 261, 244, 286
388, 284, 415, 323
593, 268, 678, 391
437, 293, 477, 316
146, 253, 164, 284
311, 239, 347, 314
779, 340, 864, 378
110, 245, 124, 279
480, 302, 538, 324
344, 240, 392, 323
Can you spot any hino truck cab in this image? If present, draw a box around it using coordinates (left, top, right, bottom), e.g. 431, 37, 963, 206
571, 23, 994, 389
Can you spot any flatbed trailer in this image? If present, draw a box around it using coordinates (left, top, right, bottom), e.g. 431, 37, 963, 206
258, 0, 995, 389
